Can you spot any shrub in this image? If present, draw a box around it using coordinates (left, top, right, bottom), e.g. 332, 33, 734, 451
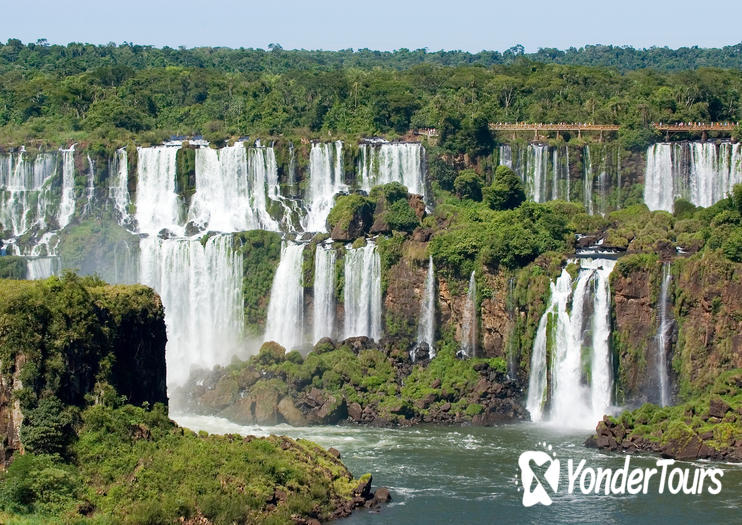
386, 199, 420, 232
722, 228, 742, 262
453, 169, 483, 201
19, 397, 74, 457
484, 165, 525, 210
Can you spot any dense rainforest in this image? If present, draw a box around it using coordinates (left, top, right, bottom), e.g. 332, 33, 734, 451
2, 39, 742, 151
1, 38, 742, 522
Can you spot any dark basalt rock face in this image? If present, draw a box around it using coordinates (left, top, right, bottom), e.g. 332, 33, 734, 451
0, 279, 167, 467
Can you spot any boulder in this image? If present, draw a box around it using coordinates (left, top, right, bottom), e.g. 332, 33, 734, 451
277, 397, 308, 426
708, 397, 731, 419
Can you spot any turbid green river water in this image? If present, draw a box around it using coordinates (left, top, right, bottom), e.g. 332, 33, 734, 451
173, 414, 742, 525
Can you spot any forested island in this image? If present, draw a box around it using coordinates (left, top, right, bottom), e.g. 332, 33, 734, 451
0, 39, 741, 523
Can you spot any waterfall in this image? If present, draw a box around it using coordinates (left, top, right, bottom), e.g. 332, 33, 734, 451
527, 258, 616, 427
499, 145, 512, 168
25, 256, 59, 279
135, 146, 183, 235
58, 147, 76, 229
583, 146, 594, 215
343, 242, 382, 340
655, 263, 673, 407
0, 150, 56, 240
265, 242, 305, 350
359, 142, 427, 202
139, 234, 244, 386
414, 255, 436, 360
500, 144, 571, 204
528, 145, 549, 203
644, 142, 742, 212
303, 141, 346, 232
526, 269, 573, 421
83, 155, 96, 215
460, 271, 477, 358
312, 244, 336, 344
109, 148, 131, 226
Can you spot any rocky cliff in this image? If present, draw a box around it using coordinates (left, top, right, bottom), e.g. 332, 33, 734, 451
0, 275, 167, 465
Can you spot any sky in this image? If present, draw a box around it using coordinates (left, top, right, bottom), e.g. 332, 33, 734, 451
2, 0, 741, 53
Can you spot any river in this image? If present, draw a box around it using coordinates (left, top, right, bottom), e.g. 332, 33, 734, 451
172, 414, 742, 524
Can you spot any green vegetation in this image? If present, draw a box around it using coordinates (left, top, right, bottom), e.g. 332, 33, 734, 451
0, 276, 364, 524
430, 199, 576, 277
326, 194, 374, 235
3, 40, 742, 149
0, 256, 26, 279
187, 339, 510, 427
483, 165, 526, 211
603, 370, 742, 458
234, 230, 282, 335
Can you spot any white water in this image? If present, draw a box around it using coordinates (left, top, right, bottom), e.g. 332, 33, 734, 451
526, 269, 573, 421
527, 258, 616, 428
312, 244, 336, 344
529, 144, 549, 202
58, 147, 76, 229
644, 142, 742, 211
109, 148, 131, 225
500, 144, 572, 204
188, 142, 285, 233
414, 255, 436, 360
25, 256, 58, 279
139, 234, 244, 386
83, 155, 96, 215
359, 142, 427, 202
265, 242, 305, 350
303, 141, 346, 232
135, 146, 183, 235
0, 150, 56, 241
656, 263, 673, 407
343, 242, 382, 340
583, 146, 595, 215
460, 271, 477, 358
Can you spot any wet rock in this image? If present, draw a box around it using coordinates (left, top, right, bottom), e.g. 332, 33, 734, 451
328, 447, 341, 459
277, 397, 307, 426
348, 402, 363, 421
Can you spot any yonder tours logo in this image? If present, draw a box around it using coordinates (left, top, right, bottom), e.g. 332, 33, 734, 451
517, 443, 724, 507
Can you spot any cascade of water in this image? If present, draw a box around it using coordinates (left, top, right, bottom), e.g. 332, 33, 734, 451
526, 269, 573, 421
644, 142, 742, 211
529, 145, 549, 203
25, 256, 59, 280
139, 234, 244, 386
589, 259, 615, 415
0, 151, 56, 240
109, 148, 131, 226
552, 148, 560, 201
265, 242, 305, 350
135, 146, 183, 235
656, 263, 673, 407
83, 155, 96, 215
414, 255, 436, 360
460, 271, 477, 358
643, 143, 674, 212
583, 146, 594, 215
499, 145, 513, 168
303, 141, 346, 232
343, 242, 382, 340
111, 240, 139, 285
359, 143, 427, 202
58, 146, 76, 229
312, 244, 336, 344
527, 258, 616, 427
